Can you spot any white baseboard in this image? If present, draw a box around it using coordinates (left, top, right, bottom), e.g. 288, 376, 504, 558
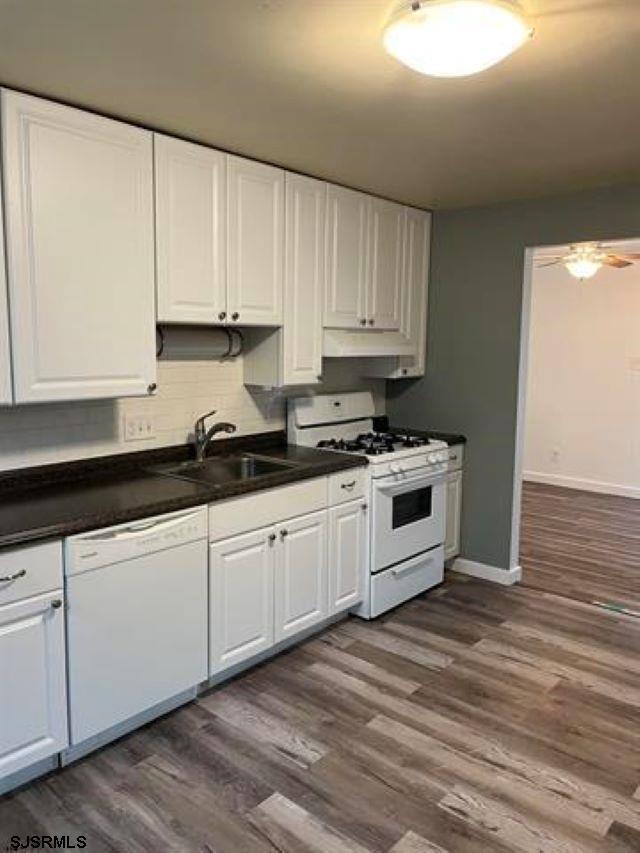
523, 470, 640, 500
451, 558, 522, 586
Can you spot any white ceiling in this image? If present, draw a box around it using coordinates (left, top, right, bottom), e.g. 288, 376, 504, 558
0, 0, 638, 209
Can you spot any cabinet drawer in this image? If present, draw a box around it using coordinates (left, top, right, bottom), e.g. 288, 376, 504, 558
447, 444, 464, 471
0, 540, 63, 607
209, 477, 327, 541
370, 546, 443, 619
328, 468, 365, 505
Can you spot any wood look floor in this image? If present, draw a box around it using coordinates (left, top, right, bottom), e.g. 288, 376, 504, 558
4, 570, 640, 852
520, 481, 640, 612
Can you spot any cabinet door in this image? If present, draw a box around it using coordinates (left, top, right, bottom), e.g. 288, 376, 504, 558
395, 207, 431, 378
0, 591, 68, 779
367, 197, 404, 331
155, 135, 226, 324
227, 155, 284, 326
274, 510, 328, 642
282, 173, 325, 385
210, 526, 275, 674
2, 90, 156, 403
329, 499, 366, 614
324, 184, 368, 329
445, 470, 463, 560
0, 183, 12, 405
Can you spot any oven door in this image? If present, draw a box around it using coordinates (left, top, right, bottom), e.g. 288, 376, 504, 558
372, 469, 446, 573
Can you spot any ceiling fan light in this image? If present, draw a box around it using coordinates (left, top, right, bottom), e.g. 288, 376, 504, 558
383, 0, 533, 78
565, 259, 601, 280
563, 244, 605, 280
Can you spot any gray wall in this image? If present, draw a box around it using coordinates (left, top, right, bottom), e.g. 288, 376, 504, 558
387, 183, 640, 570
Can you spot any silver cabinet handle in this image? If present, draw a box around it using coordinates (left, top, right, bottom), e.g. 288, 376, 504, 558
341, 480, 356, 490
280, 529, 289, 538
147, 382, 157, 394
231, 312, 240, 321
449, 452, 457, 461
0, 568, 26, 582
359, 318, 366, 326
368, 319, 374, 326
218, 311, 227, 321
268, 533, 276, 545
51, 599, 63, 610
362, 502, 368, 511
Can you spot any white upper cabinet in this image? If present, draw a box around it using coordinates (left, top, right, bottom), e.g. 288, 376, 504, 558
282, 173, 325, 385
227, 155, 284, 326
0, 186, 12, 405
2, 90, 156, 403
324, 184, 368, 329
155, 134, 226, 324
368, 197, 404, 330
363, 206, 431, 379
395, 207, 431, 377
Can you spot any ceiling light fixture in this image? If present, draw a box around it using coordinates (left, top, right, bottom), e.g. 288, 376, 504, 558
383, 0, 534, 78
563, 244, 606, 280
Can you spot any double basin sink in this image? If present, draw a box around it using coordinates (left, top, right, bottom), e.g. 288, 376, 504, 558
151, 453, 299, 489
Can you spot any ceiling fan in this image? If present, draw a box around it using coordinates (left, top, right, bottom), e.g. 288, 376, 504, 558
536, 243, 640, 280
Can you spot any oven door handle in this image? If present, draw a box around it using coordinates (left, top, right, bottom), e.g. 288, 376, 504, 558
376, 472, 444, 496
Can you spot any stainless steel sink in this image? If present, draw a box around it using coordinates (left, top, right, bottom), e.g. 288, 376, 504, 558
150, 453, 298, 488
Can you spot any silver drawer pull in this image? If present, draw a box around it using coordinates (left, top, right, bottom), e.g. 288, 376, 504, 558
341, 480, 356, 490
449, 452, 457, 461
0, 569, 26, 582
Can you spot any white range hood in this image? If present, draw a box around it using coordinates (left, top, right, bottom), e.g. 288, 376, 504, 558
323, 329, 414, 358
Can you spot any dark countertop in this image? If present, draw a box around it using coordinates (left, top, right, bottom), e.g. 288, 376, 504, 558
0, 432, 366, 550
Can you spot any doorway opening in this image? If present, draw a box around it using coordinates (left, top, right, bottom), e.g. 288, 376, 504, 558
512, 238, 640, 614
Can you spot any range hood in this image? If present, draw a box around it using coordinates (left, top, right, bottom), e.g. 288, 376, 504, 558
323, 329, 414, 358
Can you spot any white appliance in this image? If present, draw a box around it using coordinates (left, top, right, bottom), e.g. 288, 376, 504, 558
64, 507, 208, 747
288, 392, 448, 618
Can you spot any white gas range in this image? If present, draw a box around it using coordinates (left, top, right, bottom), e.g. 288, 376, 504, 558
288, 391, 448, 618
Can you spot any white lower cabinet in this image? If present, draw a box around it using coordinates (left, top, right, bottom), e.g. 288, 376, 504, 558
209, 526, 275, 675
0, 590, 68, 779
329, 499, 366, 614
274, 510, 328, 642
445, 469, 463, 560
209, 481, 366, 677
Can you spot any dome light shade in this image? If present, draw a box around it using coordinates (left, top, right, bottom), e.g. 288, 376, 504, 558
383, 0, 533, 78
564, 245, 605, 280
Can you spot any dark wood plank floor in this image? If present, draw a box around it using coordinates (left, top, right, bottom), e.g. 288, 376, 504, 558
3, 572, 640, 852
520, 481, 640, 612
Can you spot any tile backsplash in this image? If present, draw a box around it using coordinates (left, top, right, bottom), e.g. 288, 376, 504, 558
0, 330, 385, 471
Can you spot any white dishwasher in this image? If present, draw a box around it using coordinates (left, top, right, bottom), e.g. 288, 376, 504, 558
64, 506, 208, 747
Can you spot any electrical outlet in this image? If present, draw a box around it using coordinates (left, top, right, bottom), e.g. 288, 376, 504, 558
123, 414, 156, 442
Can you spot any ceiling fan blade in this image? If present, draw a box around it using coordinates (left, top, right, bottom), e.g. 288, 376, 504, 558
614, 253, 640, 260
602, 256, 632, 268
536, 258, 562, 267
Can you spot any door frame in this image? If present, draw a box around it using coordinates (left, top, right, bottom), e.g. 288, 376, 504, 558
509, 235, 640, 572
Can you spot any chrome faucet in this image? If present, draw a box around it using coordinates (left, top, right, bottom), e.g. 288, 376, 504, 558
193, 410, 237, 462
